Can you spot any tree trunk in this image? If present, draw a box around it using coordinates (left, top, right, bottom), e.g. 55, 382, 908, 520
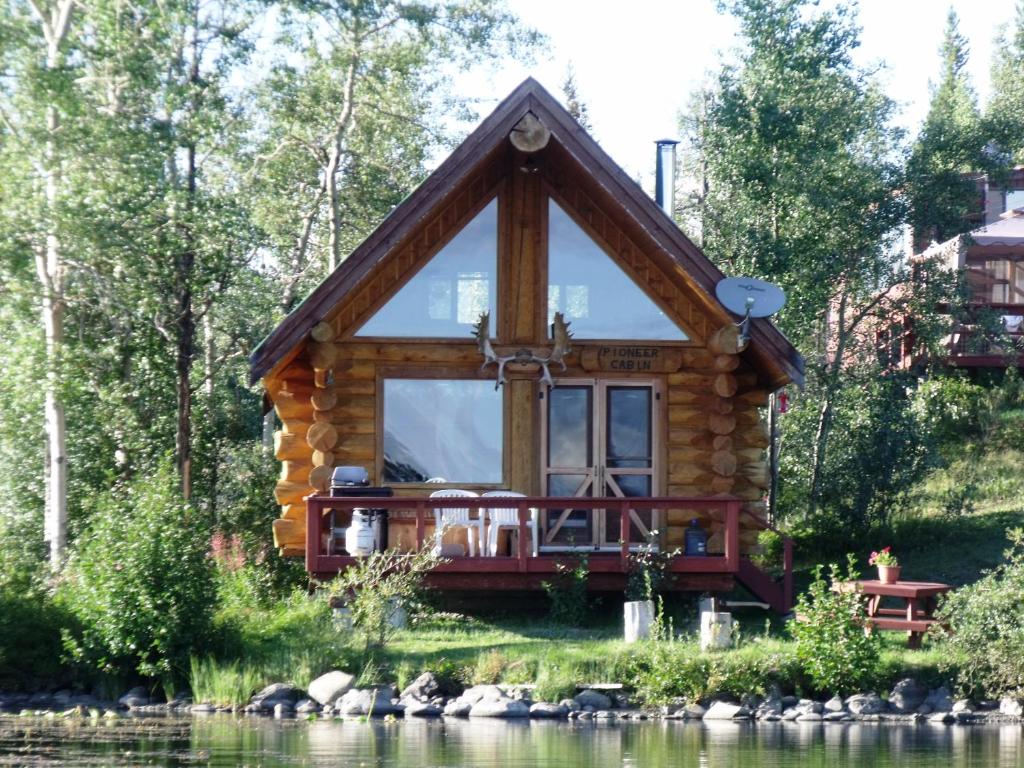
33, 0, 75, 571
323, 57, 358, 274
808, 291, 849, 518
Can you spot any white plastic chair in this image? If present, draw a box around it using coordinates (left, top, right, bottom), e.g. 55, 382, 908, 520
430, 489, 483, 557
481, 491, 538, 558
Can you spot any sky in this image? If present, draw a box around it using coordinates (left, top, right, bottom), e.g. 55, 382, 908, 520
457, 0, 1021, 187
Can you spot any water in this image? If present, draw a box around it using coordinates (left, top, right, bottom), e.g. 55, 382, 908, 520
1, 715, 1023, 767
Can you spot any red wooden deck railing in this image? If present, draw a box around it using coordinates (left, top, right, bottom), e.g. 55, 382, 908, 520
304, 495, 742, 579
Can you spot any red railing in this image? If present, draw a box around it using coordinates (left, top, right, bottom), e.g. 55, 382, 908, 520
304, 495, 742, 579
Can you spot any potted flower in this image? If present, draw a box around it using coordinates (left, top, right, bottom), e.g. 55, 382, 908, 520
869, 547, 900, 584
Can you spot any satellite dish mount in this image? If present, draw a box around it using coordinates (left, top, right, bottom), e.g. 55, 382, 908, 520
715, 277, 787, 347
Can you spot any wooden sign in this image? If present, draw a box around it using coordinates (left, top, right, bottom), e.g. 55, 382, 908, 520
580, 346, 684, 373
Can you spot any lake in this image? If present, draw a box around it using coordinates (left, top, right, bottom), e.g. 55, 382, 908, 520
1, 715, 1023, 767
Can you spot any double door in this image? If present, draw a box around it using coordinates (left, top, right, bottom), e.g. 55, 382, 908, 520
540, 379, 661, 550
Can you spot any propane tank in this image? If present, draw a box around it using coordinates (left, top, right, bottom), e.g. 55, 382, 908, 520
345, 510, 375, 557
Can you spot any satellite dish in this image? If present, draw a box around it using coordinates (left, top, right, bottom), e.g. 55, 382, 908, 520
715, 277, 787, 347
716, 277, 786, 318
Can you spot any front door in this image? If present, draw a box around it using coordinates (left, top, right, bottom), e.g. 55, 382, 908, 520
540, 379, 660, 550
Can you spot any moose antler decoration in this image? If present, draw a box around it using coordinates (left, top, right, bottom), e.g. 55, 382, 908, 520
473, 311, 573, 389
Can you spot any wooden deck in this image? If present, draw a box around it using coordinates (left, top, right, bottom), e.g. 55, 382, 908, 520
304, 495, 794, 611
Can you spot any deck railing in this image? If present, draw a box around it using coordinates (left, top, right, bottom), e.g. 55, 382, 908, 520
304, 495, 742, 579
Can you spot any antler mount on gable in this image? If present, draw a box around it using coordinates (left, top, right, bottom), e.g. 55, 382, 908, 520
473, 311, 573, 389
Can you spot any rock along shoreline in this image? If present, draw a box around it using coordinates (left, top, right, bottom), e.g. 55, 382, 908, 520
3, 674, 1024, 727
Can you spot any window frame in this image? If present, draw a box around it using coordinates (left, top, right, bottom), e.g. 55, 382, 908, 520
541, 188, 697, 345
375, 369, 509, 489
348, 191, 504, 343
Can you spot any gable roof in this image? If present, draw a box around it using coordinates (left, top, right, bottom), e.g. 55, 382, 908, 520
250, 78, 804, 387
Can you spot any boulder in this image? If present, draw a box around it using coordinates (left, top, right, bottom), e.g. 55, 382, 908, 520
460, 685, 503, 706
295, 698, 319, 714
929, 712, 954, 724
683, 703, 707, 720
824, 695, 845, 713
308, 672, 356, 706
796, 699, 823, 715
888, 678, 927, 714
573, 690, 613, 710
796, 712, 823, 722
952, 699, 974, 714
251, 683, 303, 712
1000, 698, 1024, 717
529, 702, 569, 719
823, 711, 850, 722
118, 687, 149, 708
703, 701, 749, 720
846, 693, 885, 716
335, 687, 401, 716
925, 687, 954, 713
470, 698, 530, 718
402, 698, 443, 717
400, 672, 439, 702
443, 698, 473, 717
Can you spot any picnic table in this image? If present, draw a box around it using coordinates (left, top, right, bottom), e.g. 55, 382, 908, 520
837, 579, 952, 648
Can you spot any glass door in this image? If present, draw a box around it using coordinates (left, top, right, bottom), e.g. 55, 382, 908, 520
599, 386, 656, 547
541, 379, 660, 550
542, 386, 596, 547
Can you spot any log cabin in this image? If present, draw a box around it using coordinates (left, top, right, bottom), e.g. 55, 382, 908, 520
249, 79, 804, 611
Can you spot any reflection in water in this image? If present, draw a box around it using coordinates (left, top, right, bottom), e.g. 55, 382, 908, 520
2, 715, 1024, 767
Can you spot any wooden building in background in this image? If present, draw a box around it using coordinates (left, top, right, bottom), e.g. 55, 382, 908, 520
249, 79, 804, 610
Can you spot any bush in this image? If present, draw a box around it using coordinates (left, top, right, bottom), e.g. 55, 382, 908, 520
542, 554, 590, 625
788, 557, 880, 696
0, 586, 70, 690
327, 546, 443, 653
59, 465, 216, 682
934, 529, 1024, 698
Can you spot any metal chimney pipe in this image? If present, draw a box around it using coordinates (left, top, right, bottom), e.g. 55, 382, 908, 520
655, 139, 680, 217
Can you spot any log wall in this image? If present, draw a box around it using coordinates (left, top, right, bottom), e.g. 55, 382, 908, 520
264, 150, 776, 562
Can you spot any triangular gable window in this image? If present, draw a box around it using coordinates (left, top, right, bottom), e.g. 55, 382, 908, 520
547, 200, 688, 340
356, 199, 497, 338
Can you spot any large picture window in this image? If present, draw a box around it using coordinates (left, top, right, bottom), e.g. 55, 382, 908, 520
547, 199, 688, 340
382, 379, 503, 483
357, 199, 497, 337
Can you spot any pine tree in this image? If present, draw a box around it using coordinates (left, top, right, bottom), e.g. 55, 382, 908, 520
986, 0, 1024, 164
907, 9, 987, 246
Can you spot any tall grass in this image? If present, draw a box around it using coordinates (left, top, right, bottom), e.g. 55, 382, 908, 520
189, 658, 263, 707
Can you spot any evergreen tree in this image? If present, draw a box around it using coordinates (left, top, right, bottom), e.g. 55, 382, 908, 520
561, 63, 592, 131
986, 0, 1024, 165
907, 8, 987, 245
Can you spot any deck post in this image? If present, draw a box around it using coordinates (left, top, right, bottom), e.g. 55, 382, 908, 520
517, 503, 528, 572
620, 501, 630, 571
415, 501, 425, 551
305, 495, 318, 575
724, 500, 740, 573
783, 536, 794, 612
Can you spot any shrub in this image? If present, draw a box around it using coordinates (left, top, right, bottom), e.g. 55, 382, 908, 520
788, 557, 880, 696
327, 546, 444, 653
59, 465, 216, 682
0, 586, 70, 690
625, 546, 679, 602
542, 554, 589, 626
934, 529, 1024, 698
